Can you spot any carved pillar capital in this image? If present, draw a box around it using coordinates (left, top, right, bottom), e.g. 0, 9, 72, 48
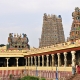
51, 54, 54, 56
47, 54, 49, 57
6, 58, 10, 60
64, 52, 67, 55
71, 51, 76, 54
57, 53, 60, 55
16, 58, 19, 60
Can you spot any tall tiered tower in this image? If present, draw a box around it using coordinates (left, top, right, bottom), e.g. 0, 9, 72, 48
39, 13, 65, 47
69, 7, 80, 41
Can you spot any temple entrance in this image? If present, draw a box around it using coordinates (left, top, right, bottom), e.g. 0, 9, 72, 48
0, 58, 6, 67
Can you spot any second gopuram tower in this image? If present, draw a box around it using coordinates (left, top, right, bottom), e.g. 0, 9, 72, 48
39, 13, 65, 47
69, 7, 80, 41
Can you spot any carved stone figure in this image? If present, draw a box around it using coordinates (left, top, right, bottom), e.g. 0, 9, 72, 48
69, 7, 80, 41
8, 33, 30, 49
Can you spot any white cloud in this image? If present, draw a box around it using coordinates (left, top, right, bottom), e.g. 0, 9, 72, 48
0, 0, 80, 47
0, 24, 41, 47
0, 0, 80, 14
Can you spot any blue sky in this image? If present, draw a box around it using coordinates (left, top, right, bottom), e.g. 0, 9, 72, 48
0, 0, 80, 48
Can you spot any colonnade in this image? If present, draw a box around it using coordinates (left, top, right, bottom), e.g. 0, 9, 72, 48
0, 57, 26, 67
0, 51, 76, 67
6, 58, 19, 67
25, 51, 76, 67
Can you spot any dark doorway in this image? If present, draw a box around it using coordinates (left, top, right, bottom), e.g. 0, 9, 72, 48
9, 58, 16, 66
67, 52, 72, 66
0, 58, 6, 67
18, 57, 25, 66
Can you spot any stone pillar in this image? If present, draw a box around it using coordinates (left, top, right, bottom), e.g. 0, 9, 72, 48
57, 53, 61, 67
47, 55, 49, 66
51, 54, 54, 66
42, 55, 44, 66
64, 52, 67, 67
6, 58, 9, 67
16, 58, 19, 67
31, 56, 33, 66
38, 56, 40, 66
34, 56, 36, 66
25, 57, 27, 66
71, 51, 76, 67
28, 57, 30, 66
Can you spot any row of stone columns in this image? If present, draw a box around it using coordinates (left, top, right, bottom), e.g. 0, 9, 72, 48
26, 51, 76, 67
6, 58, 19, 67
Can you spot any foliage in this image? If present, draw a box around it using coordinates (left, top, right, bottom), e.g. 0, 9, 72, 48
0, 44, 5, 47
40, 78, 46, 80
9, 74, 13, 80
21, 76, 39, 80
17, 78, 21, 80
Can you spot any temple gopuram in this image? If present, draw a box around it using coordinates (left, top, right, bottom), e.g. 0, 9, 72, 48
69, 7, 80, 41
39, 13, 65, 48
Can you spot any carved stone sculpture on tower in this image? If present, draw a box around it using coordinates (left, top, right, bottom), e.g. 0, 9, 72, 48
8, 33, 30, 50
69, 7, 80, 41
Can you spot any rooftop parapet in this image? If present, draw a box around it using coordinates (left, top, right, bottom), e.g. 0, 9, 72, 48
43, 13, 62, 21
24, 39, 80, 55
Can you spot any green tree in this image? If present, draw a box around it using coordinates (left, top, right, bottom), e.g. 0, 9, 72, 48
0, 44, 5, 47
